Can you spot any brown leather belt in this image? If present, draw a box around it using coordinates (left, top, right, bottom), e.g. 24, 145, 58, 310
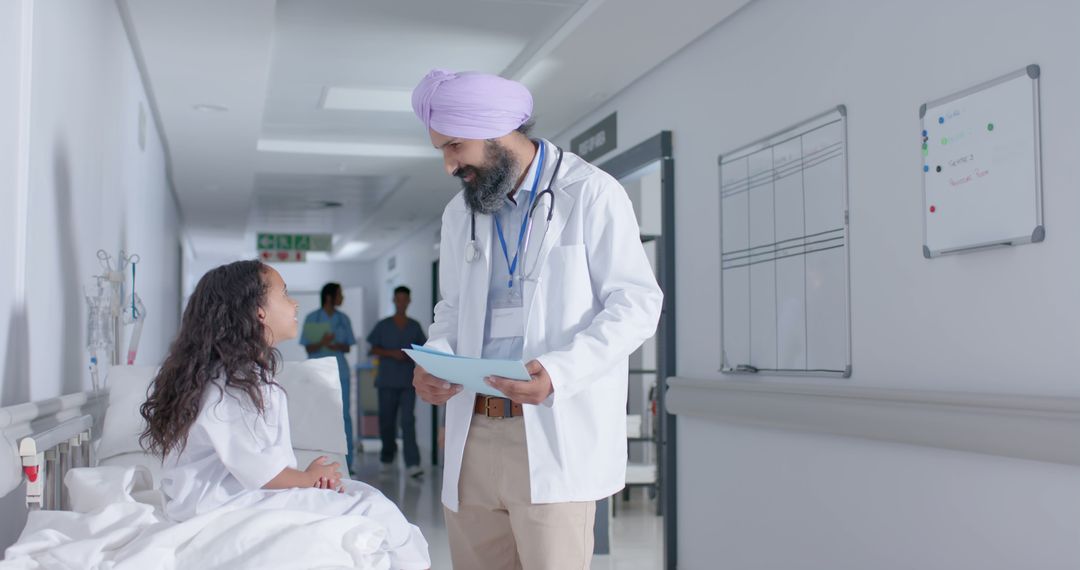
474, 395, 523, 418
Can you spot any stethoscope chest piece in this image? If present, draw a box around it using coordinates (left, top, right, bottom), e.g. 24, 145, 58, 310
465, 240, 480, 263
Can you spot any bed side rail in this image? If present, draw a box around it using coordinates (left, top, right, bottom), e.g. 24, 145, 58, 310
19, 414, 94, 510
0, 389, 108, 502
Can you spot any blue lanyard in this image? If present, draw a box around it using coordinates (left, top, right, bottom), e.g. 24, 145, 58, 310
494, 142, 546, 289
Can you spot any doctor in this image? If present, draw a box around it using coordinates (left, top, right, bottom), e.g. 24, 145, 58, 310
411, 69, 663, 569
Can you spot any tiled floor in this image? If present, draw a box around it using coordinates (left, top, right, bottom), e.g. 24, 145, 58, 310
353, 447, 663, 569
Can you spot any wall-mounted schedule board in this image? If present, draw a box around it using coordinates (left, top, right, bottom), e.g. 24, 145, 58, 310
921, 65, 1044, 258
719, 107, 851, 378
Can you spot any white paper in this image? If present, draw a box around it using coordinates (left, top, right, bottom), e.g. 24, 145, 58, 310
405, 346, 529, 397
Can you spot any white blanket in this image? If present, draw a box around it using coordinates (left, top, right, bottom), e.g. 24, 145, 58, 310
1, 467, 400, 570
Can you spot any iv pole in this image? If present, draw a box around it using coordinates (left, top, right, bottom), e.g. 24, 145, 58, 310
85, 249, 144, 390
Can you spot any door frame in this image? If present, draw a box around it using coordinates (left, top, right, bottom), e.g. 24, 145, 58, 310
598, 131, 677, 570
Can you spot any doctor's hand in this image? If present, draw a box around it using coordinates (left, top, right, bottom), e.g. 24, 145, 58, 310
486, 360, 553, 405
414, 365, 463, 405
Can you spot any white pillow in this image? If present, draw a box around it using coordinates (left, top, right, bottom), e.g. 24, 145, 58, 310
97, 365, 159, 462
274, 357, 347, 456
64, 465, 155, 513
96, 360, 346, 464
98, 451, 165, 484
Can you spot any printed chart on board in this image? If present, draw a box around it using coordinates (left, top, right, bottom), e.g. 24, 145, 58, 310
719, 107, 851, 377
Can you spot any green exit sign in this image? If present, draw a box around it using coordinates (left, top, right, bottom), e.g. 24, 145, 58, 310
256, 233, 332, 252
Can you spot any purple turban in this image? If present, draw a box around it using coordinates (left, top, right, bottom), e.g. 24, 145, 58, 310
411, 69, 533, 140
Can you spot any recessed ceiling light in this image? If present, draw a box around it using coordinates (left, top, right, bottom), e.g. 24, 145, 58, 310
336, 241, 371, 259
192, 103, 229, 112
257, 139, 438, 158
321, 87, 412, 112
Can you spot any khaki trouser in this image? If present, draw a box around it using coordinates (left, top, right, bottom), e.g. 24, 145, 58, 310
444, 414, 596, 570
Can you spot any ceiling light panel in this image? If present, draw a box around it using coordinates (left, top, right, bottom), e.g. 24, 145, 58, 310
257, 139, 438, 158
321, 87, 413, 112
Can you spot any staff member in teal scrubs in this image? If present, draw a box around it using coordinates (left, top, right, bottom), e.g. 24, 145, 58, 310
302, 282, 357, 470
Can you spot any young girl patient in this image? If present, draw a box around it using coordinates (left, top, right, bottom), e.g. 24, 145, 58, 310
139, 260, 430, 569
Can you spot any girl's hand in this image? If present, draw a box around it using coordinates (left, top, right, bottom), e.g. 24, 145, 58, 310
314, 476, 346, 492
305, 455, 342, 488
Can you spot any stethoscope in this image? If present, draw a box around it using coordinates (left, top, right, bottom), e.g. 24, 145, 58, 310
464, 142, 565, 285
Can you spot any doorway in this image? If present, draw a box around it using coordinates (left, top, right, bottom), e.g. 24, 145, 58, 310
598, 132, 677, 570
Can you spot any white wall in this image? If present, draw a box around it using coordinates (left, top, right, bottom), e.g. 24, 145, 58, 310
0, 1, 32, 553
0, 0, 30, 410
554, 0, 1080, 567
19, 0, 181, 400
1, 0, 181, 552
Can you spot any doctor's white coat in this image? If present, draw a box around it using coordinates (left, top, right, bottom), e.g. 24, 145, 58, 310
427, 140, 664, 511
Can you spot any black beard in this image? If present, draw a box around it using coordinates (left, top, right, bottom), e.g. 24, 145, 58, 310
457, 141, 518, 215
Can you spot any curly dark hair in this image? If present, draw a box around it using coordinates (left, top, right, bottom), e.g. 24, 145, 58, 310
139, 259, 282, 459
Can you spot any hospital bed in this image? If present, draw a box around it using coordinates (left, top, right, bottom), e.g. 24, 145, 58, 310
0, 358, 405, 569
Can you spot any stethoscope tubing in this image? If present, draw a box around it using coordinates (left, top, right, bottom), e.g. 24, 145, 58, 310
466, 144, 564, 265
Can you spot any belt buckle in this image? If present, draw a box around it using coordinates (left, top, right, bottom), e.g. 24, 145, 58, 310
484, 396, 504, 419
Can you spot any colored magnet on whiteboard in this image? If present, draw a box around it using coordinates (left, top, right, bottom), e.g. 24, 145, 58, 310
938, 116, 945, 124
922, 130, 927, 137
929, 205, 936, 213
987, 123, 994, 131
923, 165, 929, 172
936, 166, 942, 172
941, 137, 948, 145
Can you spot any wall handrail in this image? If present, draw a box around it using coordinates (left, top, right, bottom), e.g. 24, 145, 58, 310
666, 376, 1080, 466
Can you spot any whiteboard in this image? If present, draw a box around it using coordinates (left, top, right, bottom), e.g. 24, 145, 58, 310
719, 107, 851, 377
921, 65, 1043, 257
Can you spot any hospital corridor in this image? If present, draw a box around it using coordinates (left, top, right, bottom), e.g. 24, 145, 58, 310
2, 0, 1080, 569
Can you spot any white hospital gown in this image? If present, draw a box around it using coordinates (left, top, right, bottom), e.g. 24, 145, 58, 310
161, 380, 430, 570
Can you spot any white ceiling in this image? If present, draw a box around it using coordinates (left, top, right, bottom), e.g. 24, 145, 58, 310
119, 0, 752, 261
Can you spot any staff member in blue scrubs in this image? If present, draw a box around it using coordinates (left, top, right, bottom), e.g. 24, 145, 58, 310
367, 286, 427, 478
303, 282, 357, 470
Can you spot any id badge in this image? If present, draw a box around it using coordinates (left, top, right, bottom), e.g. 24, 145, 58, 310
489, 307, 524, 338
